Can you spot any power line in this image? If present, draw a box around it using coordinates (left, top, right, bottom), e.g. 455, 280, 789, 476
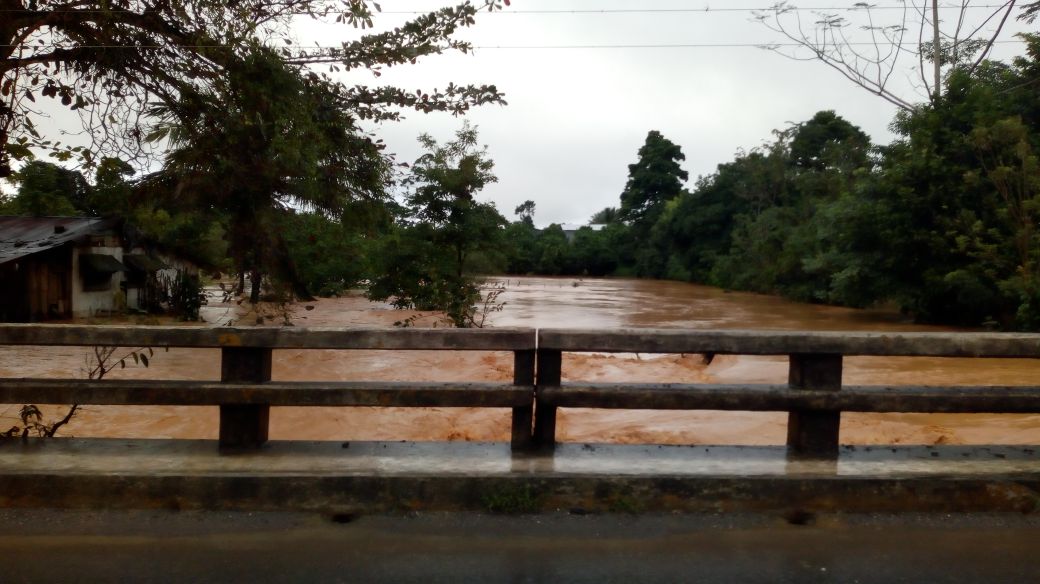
388, 4, 1012, 14
1, 40, 1025, 50
0, 3, 1015, 14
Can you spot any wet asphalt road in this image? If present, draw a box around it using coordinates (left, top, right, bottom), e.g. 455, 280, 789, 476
0, 509, 1038, 583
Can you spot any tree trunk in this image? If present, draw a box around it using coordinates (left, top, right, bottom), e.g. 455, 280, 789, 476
249, 269, 261, 304
932, 0, 942, 100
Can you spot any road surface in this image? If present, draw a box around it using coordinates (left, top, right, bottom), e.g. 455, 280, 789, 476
1, 509, 1038, 583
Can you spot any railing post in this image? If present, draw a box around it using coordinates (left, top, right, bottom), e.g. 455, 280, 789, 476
511, 349, 535, 451
219, 347, 271, 449
787, 353, 842, 458
534, 348, 562, 449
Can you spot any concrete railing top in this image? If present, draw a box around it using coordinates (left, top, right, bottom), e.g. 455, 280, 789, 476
538, 328, 1040, 357
0, 324, 537, 351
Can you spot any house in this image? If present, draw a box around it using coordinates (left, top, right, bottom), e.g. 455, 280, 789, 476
0, 217, 188, 322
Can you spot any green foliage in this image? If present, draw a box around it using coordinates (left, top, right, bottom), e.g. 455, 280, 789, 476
366, 124, 506, 328
571, 226, 618, 277
3, 161, 89, 216
514, 200, 536, 226
789, 110, 870, 172
590, 206, 619, 224
502, 220, 540, 274
485, 39, 1040, 331
158, 270, 206, 322
534, 224, 573, 275
618, 130, 689, 232
154, 47, 391, 303
282, 211, 381, 297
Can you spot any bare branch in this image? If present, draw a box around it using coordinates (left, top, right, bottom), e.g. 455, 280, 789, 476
755, 1, 1020, 110
967, 0, 1017, 75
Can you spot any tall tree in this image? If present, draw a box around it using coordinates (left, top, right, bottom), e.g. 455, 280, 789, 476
0, 1, 508, 177
514, 200, 536, 226
618, 130, 688, 228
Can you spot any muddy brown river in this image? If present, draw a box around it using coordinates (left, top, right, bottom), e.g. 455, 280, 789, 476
2, 276, 1039, 445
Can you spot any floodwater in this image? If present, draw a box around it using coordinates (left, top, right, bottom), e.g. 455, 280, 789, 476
2, 276, 1039, 446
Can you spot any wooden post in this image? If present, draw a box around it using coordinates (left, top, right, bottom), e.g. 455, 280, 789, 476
534, 348, 562, 449
511, 350, 535, 451
219, 347, 272, 449
787, 353, 842, 458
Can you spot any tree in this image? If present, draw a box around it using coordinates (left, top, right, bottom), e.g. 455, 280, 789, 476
789, 110, 870, 172
618, 131, 688, 230
533, 224, 572, 275
150, 47, 390, 303
0, 1, 508, 177
514, 200, 536, 226
503, 219, 539, 274
282, 210, 380, 297
367, 123, 505, 327
2, 160, 88, 216
754, 2, 1022, 110
407, 123, 500, 279
571, 226, 617, 276
590, 206, 619, 224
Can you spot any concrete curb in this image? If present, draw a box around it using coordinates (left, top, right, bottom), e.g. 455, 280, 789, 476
2, 473, 1040, 513
1, 439, 1039, 513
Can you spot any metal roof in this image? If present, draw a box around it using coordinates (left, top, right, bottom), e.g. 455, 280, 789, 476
0, 217, 118, 266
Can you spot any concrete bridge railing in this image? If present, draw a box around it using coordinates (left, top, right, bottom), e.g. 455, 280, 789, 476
3, 325, 1040, 458
535, 328, 1040, 456
0, 324, 537, 449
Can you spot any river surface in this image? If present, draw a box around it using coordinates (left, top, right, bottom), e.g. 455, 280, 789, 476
2, 276, 1039, 445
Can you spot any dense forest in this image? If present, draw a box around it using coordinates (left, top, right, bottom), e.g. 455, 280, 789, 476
4, 20, 1040, 329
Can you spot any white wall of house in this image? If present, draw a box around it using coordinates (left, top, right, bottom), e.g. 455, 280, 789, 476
70, 241, 126, 318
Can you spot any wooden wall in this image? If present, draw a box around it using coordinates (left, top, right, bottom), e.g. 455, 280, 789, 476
0, 246, 72, 322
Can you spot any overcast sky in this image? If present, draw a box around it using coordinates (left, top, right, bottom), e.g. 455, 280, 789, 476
301, 1, 1032, 227
6, 2, 1033, 225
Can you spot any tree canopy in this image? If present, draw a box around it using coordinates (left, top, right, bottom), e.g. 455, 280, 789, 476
149, 46, 391, 301
367, 123, 506, 327
618, 130, 688, 228
0, 0, 508, 176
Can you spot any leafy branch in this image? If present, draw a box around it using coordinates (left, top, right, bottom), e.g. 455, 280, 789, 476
2, 345, 161, 439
